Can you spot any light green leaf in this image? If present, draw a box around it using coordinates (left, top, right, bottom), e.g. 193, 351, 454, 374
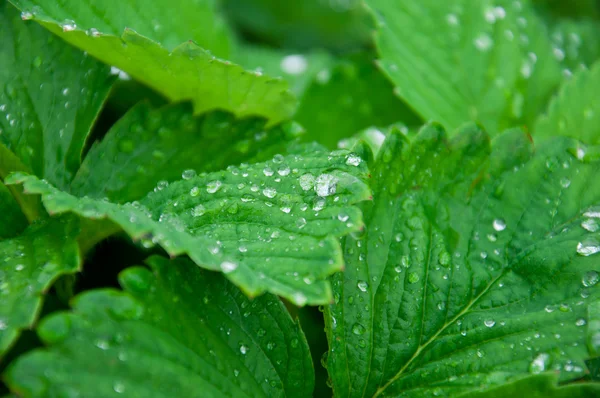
0, 217, 81, 356
535, 62, 600, 144
9, 0, 296, 124
366, 0, 565, 135
0, 2, 115, 190
296, 54, 421, 149
0, 181, 27, 239
222, 0, 372, 51
13, 0, 232, 56
8, 149, 371, 305
5, 255, 314, 397
70, 101, 304, 203
547, 19, 600, 73
326, 124, 600, 397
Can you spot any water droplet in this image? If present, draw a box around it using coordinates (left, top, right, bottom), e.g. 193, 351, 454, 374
529, 353, 550, 374
582, 271, 599, 287
206, 180, 222, 194
484, 319, 496, 328
292, 292, 307, 306
14, 264, 24, 272
280, 55, 308, 75
272, 154, 285, 163
95, 339, 110, 350
263, 187, 277, 198
577, 239, 600, 256
408, 272, 419, 284
61, 20, 77, 32
446, 13, 459, 26
220, 261, 238, 274
346, 154, 362, 166
294, 217, 307, 229
493, 219, 506, 231
113, 382, 125, 394
21, 11, 33, 20
338, 213, 349, 222
357, 281, 368, 292
560, 178, 571, 188
182, 169, 196, 180
352, 323, 366, 335
263, 167, 274, 177
239, 344, 249, 354
192, 204, 206, 217
277, 165, 290, 176
190, 187, 200, 197
0, 319, 8, 330
438, 252, 451, 266
299, 173, 315, 191
315, 174, 337, 197
474, 33, 493, 51
87, 28, 101, 37
584, 207, 600, 218
576, 318, 586, 326
313, 198, 326, 211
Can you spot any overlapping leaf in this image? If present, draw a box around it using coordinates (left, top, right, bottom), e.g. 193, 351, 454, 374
366, 0, 565, 135
296, 54, 421, 149
70, 101, 304, 203
5, 256, 314, 397
222, 0, 372, 51
9, 0, 296, 124
0, 182, 27, 239
0, 2, 115, 190
0, 217, 81, 357
8, 148, 371, 305
535, 62, 600, 144
326, 125, 600, 397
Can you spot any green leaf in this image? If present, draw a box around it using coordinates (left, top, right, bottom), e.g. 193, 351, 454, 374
458, 373, 600, 397
12, 0, 232, 56
233, 45, 333, 98
10, 0, 296, 124
296, 54, 421, 149
5, 255, 314, 397
0, 217, 81, 356
366, 0, 565, 135
535, 62, 600, 144
0, 142, 44, 224
0, 3, 115, 190
0, 181, 27, 239
547, 19, 600, 73
222, 0, 373, 51
70, 101, 304, 203
7, 148, 371, 305
325, 124, 600, 397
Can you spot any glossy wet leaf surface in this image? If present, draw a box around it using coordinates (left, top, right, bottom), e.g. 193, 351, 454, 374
366, 0, 565, 135
10, 0, 295, 124
535, 62, 600, 145
0, 217, 81, 356
8, 148, 371, 305
326, 125, 600, 397
70, 102, 304, 203
5, 256, 314, 397
0, 2, 115, 190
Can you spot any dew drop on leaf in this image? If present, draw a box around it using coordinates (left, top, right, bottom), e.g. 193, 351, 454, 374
206, 180, 222, 194
220, 261, 238, 274
315, 174, 337, 197
408, 272, 419, 284
239, 344, 249, 355
484, 319, 495, 328
299, 173, 315, 191
357, 280, 368, 292
345, 154, 362, 166
181, 169, 196, 180
577, 239, 600, 256
582, 271, 599, 287
493, 219, 506, 231
263, 187, 277, 198
352, 323, 366, 335
192, 204, 205, 217
529, 353, 550, 374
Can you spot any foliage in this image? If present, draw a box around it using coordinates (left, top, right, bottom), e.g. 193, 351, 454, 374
1, 0, 600, 396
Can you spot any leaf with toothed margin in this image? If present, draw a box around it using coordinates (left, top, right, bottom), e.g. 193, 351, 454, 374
0, 2, 115, 190
9, 0, 296, 124
5, 255, 314, 397
535, 62, 600, 145
70, 101, 305, 203
7, 149, 371, 305
0, 216, 81, 357
365, 0, 565, 135
325, 123, 600, 397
